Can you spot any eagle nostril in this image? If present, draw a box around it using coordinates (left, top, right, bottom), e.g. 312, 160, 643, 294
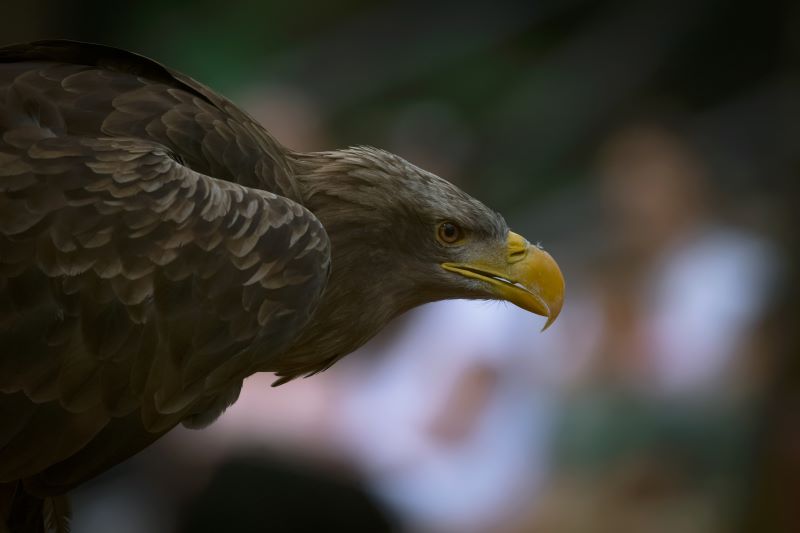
508, 247, 527, 263
506, 231, 530, 263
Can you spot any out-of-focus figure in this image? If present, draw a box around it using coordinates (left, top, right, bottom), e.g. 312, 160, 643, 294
592, 122, 778, 396
330, 299, 557, 533
525, 119, 781, 533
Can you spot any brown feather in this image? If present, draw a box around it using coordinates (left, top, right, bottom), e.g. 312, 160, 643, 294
0, 41, 330, 507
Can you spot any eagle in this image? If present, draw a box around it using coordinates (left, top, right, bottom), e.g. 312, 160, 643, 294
0, 40, 563, 531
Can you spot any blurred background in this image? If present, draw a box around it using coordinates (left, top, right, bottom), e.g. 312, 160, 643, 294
4, 0, 799, 531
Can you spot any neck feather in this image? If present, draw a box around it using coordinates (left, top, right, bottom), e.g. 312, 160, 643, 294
263, 151, 422, 382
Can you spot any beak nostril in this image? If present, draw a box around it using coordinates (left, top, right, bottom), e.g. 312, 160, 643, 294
506, 230, 531, 263
508, 247, 528, 263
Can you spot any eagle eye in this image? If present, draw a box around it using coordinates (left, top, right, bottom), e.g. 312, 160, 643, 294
437, 221, 463, 244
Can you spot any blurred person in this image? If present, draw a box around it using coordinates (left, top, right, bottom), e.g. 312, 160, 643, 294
520, 118, 782, 533
329, 299, 559, 533
591, 120, 779, 396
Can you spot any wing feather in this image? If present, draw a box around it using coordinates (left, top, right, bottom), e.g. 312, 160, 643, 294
0, 42, 330, 494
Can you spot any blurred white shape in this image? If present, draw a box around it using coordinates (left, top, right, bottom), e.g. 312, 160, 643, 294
332, 299, 561, 533
645, 227, 779, 394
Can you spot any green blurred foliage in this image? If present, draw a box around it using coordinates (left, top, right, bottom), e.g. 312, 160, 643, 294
3, 0, 796, 218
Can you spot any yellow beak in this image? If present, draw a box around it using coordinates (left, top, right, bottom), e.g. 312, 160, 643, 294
442, 231, 564, 330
